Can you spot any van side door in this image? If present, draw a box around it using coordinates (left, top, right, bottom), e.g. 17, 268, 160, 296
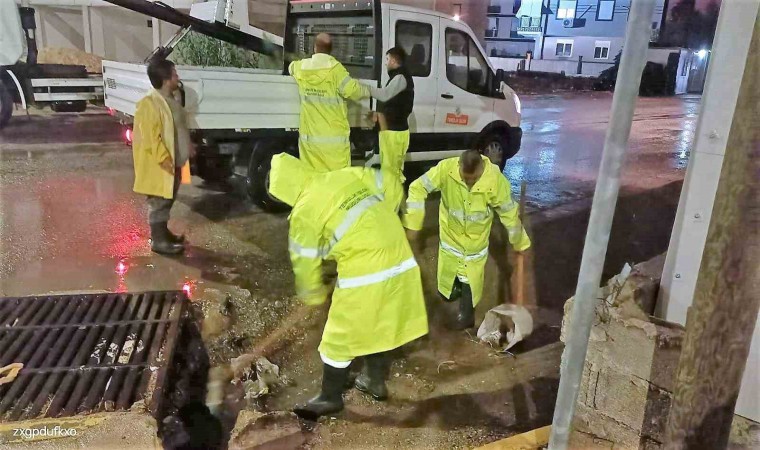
435, 19, 496, 138
386, 7, 439, 133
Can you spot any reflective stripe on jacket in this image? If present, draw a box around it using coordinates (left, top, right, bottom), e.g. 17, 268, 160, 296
402, 156, 531, 305
289, 53, 370, 172
269, 154, 428, 361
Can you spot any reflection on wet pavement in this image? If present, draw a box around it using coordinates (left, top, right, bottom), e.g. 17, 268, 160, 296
506, 93, 700, 208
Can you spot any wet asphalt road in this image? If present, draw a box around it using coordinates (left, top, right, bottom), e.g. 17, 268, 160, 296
0, 93, 698, 298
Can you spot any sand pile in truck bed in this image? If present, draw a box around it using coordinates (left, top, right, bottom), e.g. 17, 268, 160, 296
37, 48, 103, 73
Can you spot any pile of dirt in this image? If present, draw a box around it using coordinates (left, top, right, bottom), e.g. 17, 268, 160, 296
37, 48, 103, 73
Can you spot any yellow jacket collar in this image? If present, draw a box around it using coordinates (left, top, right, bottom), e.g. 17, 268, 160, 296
301, 53, 339, 70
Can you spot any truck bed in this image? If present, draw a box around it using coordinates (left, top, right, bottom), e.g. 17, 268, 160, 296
103, 60, 373, 130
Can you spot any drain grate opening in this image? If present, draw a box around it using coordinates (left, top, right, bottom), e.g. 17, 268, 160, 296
0, 291, 187, 422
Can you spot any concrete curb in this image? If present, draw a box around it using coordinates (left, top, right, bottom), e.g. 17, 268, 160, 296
0, 142, 127, 159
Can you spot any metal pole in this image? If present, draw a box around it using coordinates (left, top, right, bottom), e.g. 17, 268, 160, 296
547, 0, 657, 448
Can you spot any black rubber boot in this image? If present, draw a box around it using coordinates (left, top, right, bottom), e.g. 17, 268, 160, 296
455, 284, 475, 330
165, 223, 185, 244
355, 352, 391, 401
294, 364, 348, 421
150, 222, 184, 255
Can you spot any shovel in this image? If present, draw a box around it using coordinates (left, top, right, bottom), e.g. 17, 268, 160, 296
477, 181, 533, 351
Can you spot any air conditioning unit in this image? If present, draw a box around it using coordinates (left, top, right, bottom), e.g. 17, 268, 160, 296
563, 18, 576, 28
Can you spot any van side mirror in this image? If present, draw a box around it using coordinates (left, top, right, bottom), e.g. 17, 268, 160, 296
492, 69, 506, 94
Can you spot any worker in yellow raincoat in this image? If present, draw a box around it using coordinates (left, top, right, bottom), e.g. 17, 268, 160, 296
289, 33, 370, 172
268, 153, 428, 420
403, 149, 531, 329
368, 46, 415, 213
132, 58, 192, 255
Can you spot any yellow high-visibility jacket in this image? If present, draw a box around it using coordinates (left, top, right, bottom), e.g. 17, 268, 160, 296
132, 89, 190, 199
269, 153, 429, 362
403, 156, 531, 306
289, 53, 370, 172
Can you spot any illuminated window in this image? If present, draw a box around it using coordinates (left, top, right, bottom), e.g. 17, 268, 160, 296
597, 0, 615, 21
556, 0, 577, 19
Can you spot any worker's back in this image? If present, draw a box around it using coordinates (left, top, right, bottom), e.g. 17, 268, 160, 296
292, 166, 400, 261
289, 53, 369, 172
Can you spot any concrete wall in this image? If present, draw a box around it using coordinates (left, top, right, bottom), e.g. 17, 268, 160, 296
37, 6, 85, 51
541, 35, 623, 63
486, 39, 535, 58
562, 256, 760, 449
32, 4, 181, 63
490, 56, 612, 77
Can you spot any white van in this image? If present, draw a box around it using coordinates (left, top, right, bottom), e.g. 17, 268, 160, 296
103, 0, 523, 211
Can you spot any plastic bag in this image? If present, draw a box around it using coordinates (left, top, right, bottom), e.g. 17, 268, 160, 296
477, 304, 534, 351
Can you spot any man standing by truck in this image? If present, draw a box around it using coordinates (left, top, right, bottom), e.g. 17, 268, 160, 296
289, 33, 370, 172
403, 150, 531, 329
132, 59, 192, 255
268, 153, 428, 420
369, 46, 415, 212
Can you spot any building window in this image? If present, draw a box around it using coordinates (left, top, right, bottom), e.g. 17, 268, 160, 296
555, 39, 573, 57
596, 0, 615, 21
396, 20, 433, 77
445, 29, 491, 96
594, 41, 611, 59
513, 0, 522, 14
556, 0, 577, 19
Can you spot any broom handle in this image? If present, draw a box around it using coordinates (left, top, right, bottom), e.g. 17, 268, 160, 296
515, 181, 527, 306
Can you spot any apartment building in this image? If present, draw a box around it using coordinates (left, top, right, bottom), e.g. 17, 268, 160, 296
486, 0, 666, 64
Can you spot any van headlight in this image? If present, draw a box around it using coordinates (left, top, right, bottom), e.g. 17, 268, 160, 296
512, 91, 522, 115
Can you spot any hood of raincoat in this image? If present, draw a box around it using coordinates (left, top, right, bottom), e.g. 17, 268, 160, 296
291, 53, 340, 85
269, 153, 315, 206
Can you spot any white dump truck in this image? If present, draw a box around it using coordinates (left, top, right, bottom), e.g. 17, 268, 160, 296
102, 0, 523, 211
0, 1, 104, 130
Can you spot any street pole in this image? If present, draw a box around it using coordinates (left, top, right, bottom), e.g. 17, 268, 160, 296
664, 11, 760, 450
547, 0, 656, 448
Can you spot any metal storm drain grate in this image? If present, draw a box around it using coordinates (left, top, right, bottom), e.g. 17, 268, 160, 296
0, 291, 187, 422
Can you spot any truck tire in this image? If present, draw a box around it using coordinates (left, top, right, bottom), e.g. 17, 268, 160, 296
247, 146, 289, 213
479, 131, 512, 171
195, 155, 232, 184
0, 81, 13, 130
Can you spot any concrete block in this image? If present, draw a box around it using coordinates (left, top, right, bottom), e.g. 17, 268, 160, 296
586, 314, 683, 392
573, 403, 642, 449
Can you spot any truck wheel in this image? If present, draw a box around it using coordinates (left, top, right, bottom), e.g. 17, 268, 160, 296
196, 155, 232, 184
247, 148, 289, 213
0, 82, 13, 130
479, 131, 512, 171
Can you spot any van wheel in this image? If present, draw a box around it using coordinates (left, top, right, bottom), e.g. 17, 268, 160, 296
479, 132, 512, 171
0, 82, 13, 130
247, 147, 290, 213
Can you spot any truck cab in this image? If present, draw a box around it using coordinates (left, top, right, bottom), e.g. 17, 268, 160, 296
376, 3, 522, 169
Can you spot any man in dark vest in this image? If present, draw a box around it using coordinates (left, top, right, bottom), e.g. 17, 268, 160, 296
370, 46, 415, 213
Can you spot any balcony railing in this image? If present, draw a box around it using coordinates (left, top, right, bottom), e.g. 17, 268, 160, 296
517, 16, 542, 33
487, 5, 501, 14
